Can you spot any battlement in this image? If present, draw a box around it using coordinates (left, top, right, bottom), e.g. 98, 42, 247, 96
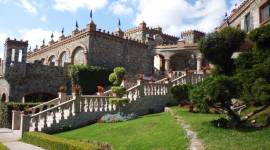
181, 30, 205, 37
27, 23, 148, 58
5, 38, 28, 47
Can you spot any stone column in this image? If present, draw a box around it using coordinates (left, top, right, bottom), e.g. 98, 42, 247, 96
20, 114, 30, 135
12, 110, 21, 130
58, 92, 67, 103
196, 54, 203, 72
164, 59, 170, 72
72, 92, 81, 114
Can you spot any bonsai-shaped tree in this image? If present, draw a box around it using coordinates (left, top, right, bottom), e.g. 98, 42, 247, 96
108, 67, 129, 112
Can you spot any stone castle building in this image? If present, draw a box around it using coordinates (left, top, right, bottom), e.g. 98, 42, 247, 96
217, 0, 270, 32
1, 18, 200, 103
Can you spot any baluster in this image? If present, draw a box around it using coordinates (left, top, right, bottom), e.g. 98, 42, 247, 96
43, 112, 47, 128
52, 110, 56, 124
61, 106, 64, 120
86, 98, 90, 112
90, 98, 94, 112
34, 116, 39, 131
99, 97, 104, 111
69, 103, 73, 118
94, 98, 98, 111
81, 98, 85, 112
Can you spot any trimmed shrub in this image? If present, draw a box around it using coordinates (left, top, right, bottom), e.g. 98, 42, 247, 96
109, 98, 129, 106
0, 102, 40, 128
68, 65, 112, 95
0, 143, 8, 150
111, 86, 126, 97
22, 132, 99, 150
108, 67, 126, 86
171, 84, 192, 103
249, 24, 270, 50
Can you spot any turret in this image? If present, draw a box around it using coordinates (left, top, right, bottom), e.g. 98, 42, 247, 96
3, 38, 28, 78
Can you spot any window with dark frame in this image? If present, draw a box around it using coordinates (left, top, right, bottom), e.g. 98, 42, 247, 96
260, 3, 270, 23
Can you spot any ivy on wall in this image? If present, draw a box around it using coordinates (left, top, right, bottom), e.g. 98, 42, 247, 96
68, 65, 112, 95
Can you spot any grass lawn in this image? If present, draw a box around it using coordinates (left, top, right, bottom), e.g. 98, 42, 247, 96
56, 112, 188, 150
173, 107, 270, 150
0, 143, 8, 150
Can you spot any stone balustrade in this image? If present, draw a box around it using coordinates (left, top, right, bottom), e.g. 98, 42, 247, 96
15, 71, 207, 135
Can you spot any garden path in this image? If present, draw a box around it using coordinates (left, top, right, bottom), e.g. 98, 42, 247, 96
165, 107, 204, 150
0, 128, 44, 150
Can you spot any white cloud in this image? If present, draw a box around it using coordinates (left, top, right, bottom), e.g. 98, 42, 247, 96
20, 28, 61, 50
54, 0, 108, 12
40, 15, 47, 22
110, 1, 133, 16
0, 33, 7, 59
133, 0, 227, 34
18, 0, 38, 15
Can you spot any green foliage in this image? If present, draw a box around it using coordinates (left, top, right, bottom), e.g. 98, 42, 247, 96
234, 53, 254, 71
109, 67, 126, 86
251, 78, 270, 105
171, 84, 192, 103
0, 143, 8, 150
22, 132, 99, 150
0, 103, 9, 128
249, 24, 270, 50
0, 102, 40, 128
109, 98, 129, 106
68, 65, 111, 95
111, 86, 126, 97
189, 76, 242, 116
199, 27, 246, 74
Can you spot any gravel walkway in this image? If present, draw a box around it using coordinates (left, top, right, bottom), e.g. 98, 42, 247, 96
165, 107, 204, 150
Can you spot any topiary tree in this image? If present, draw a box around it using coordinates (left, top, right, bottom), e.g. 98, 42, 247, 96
199, 27, 246, 75
189, 76, 243, 127
109, 67, 126, 86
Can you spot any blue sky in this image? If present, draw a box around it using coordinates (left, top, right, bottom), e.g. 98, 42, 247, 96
0, 0, 243, 58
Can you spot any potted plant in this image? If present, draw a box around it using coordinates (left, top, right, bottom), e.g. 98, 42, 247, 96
72, 84, 81, 95
97, 85, 105, 95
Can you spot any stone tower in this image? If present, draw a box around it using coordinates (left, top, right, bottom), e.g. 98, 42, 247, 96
3, 38, 28, 79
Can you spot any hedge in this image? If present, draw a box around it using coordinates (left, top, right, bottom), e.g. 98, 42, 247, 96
68, 65, 112, 95
22, 132, 100, 150
0, 102, 41, 128
0, 143, 8, 150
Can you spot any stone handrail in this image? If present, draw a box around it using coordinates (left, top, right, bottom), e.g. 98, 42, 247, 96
29, 97, 61, 115
126, 84, 141, 102
143, 83, 169, 96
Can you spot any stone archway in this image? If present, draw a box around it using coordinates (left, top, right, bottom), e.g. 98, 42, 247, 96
24, 92, 57, 103
1, 93, 6, 103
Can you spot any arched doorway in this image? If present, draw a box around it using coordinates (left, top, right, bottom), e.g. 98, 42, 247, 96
24, 93, 57, 103
72, 47, 85, 65
1, 93, 6, 103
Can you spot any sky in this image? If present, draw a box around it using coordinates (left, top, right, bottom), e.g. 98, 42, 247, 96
0, 0, 244, 58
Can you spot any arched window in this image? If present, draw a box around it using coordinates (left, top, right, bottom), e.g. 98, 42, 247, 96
1, 93, 6, 103
48, 55, 56, 66
59, 51, 69, 66
72, 47, 85, 65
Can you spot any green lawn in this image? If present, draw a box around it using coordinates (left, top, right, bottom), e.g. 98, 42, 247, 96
0, 143, 8, 150
173, 107, 270, 150
56, 113, 188, 150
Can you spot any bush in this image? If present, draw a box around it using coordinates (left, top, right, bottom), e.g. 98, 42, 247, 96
171, 84, 192, 103
109, 98, 129, 106
111, 86, 126, 97
249, 24, 270, 50
0, 143, 8, 150
22, 132, 99, 150
68, 65, 112, 95
0, 102, 40, 128
109, 67, 126, 86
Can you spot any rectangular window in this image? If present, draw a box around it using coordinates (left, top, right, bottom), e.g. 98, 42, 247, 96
11, 49, 15, 62
261, 4, 270, 23
18, 49, 22, 62
244, 12, 251, 32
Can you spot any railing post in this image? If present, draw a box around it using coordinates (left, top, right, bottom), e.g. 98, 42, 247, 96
58, 92, 67, 103
137, 80, 145, 98
72, 92, 81, 114
12, 110, 22, 130
20, 114, 30, 135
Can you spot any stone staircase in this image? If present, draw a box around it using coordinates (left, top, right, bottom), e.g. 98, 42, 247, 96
12, 71, 206, 134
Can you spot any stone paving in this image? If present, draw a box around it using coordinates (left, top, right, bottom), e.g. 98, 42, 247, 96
165, 107, 204, 150
0, 128, 44, 150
